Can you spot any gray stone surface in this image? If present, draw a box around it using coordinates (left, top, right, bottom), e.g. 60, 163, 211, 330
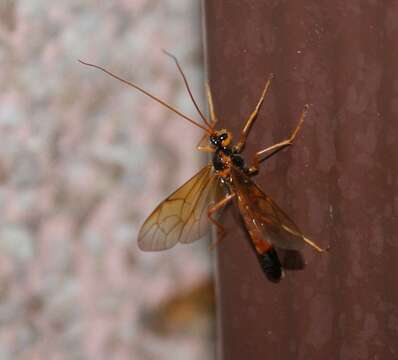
0, 1, 213, 359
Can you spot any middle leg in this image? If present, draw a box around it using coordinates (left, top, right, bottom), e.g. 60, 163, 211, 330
246, 104, 309, 175
207, 192, 235, 249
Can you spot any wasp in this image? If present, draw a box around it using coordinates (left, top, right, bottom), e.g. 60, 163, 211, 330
79, 52, 327, 282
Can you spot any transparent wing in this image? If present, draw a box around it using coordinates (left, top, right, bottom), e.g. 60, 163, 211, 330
231, 166, 308, 251
138, 165, 223, 251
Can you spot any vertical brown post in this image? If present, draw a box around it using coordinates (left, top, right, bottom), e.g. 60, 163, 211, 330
204, 1, 398, 359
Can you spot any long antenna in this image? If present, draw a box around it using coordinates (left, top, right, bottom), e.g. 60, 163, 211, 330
78, 60, 212, 134
162, 50, 212, 129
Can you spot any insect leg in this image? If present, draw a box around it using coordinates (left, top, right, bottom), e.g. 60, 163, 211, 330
234, 74, 274, 153
196, 84, 218, 152
246, 104, 308, 174
281, 224, 329, 253
205, 82, 218, 127
207, 193, 236, 249
196, 133, 215, 153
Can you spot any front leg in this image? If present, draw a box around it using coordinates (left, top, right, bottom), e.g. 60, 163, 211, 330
234, 74, 274, 154
246, 104, 308, 175
196, 132, 215, 153
197, 83, 218, 153
205, 82, 218, 127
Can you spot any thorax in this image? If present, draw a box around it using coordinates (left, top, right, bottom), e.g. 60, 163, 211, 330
212, 146, 245, 179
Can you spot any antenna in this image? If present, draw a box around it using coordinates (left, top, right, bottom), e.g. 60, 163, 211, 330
79, 60, 212, 134
162, 50, 212, 129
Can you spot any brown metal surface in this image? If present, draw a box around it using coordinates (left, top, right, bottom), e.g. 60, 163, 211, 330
204, 1, 398, 359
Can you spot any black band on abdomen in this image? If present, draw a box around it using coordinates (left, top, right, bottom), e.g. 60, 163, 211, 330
257, 248, 282, 283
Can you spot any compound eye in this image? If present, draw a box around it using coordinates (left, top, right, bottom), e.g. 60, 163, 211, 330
210, 136, 218, 145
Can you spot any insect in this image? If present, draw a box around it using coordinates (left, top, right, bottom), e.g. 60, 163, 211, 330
79, 53, 327, 282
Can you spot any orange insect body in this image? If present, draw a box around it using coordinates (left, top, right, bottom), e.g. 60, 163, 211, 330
80, 54, 327, 282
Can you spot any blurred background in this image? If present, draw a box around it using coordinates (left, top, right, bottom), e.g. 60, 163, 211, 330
0, 1, 214, 359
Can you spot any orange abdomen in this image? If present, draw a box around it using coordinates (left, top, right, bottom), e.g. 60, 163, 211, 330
236, 195, 282, 282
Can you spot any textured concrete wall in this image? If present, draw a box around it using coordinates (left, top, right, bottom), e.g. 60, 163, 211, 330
0, 1, 213, 359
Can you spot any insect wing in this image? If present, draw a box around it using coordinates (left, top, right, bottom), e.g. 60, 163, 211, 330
230, 166, 306, 251
138, 165, 222, 251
